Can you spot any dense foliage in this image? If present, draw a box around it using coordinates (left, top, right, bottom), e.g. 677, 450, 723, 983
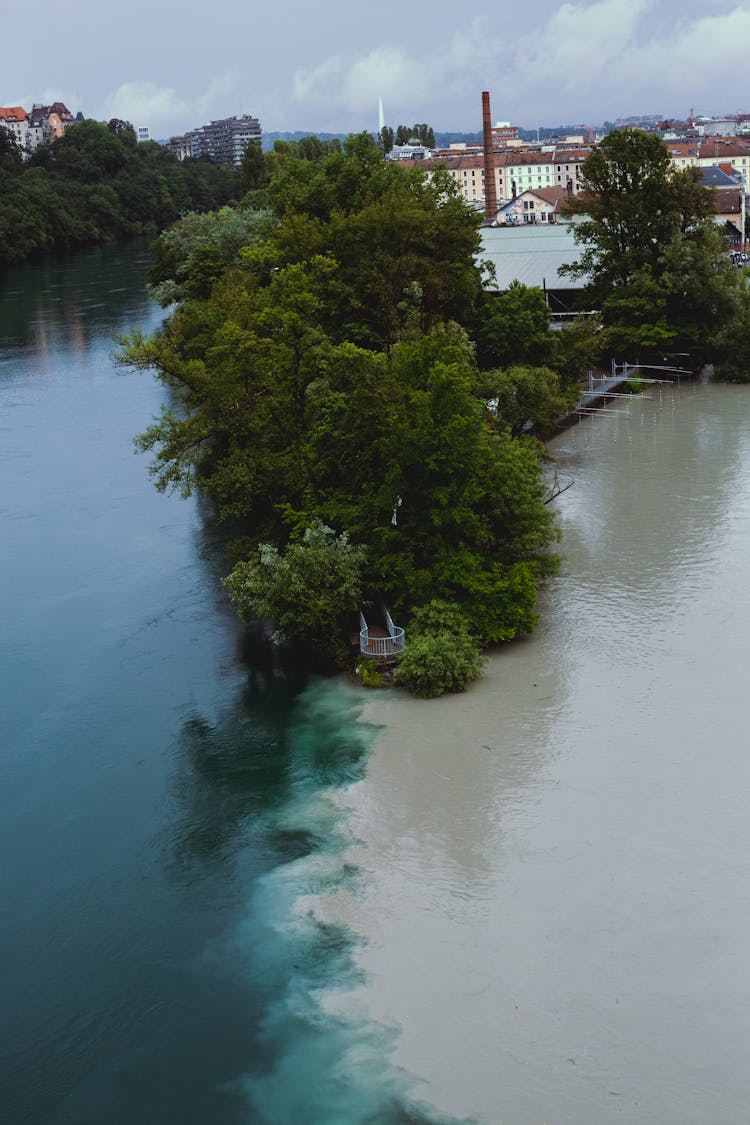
563, 128, 742, 370
0, 120, 240, 265
394, 601, 486, 698
121, 132, 566, 686
223, 522, 366, 665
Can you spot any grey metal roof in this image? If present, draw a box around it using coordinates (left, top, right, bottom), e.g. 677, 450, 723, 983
479, 223, 588, 291
700, 166, 741, 188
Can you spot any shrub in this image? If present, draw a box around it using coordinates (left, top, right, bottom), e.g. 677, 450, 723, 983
394, 600, 486, 698
359, 661, 386, 688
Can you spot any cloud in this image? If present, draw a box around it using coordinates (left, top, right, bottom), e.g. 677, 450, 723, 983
289, 0, 750, 130
6, 87, 83, 114
102, 82, 183, 131
100, 71, 247, 137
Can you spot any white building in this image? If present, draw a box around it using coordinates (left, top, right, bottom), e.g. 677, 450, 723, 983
0, 106, 29, 149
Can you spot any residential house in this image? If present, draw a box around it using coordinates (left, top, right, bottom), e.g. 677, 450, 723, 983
27, 105, 51, 150
46, 101, 73, 139
498, 185, 572, 225
697, 138, 750, 192
0, 106, 28, 149
700, 165, 745, 245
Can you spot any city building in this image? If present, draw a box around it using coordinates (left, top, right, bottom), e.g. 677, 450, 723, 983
387, 138, 433, 161
0, 106, 28, 148
498, 185, 572, 225
26, 105, 51, 149
167, 113, 262, 168
46, 102, 73, 139
491, 121, 519, 147
1, 100, 75, 154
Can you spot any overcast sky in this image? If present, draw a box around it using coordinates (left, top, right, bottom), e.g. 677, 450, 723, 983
6, 0, 750, 137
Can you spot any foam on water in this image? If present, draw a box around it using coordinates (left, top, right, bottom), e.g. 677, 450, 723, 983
223, 677, 468, 1125
290, 383, 750, 1125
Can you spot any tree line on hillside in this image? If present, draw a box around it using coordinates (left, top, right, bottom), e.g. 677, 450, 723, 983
119, 128, 749, 696
0, 119, 241, 266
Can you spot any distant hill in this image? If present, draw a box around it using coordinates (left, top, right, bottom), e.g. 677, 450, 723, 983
434, 132, 482, 147
260, 125, 600, 155
261, 131, 350, 152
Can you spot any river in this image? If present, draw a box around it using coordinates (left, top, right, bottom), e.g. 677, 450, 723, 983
1, 244, 748, 1124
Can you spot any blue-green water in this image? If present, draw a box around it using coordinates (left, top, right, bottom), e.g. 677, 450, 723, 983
0, 244, 437, 1125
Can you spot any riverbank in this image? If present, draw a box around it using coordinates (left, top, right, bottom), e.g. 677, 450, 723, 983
0, 119, 239, 268
309, 378, 750, 1125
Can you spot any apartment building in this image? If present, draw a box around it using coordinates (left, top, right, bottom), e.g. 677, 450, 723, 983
0, 101, 74, 152
505, 150, 556, 196
426, 148, 572, 207
553, 149, 588, 194
667, 138, 750, 192
168, 114, 262, 168
0, 106, 28, 147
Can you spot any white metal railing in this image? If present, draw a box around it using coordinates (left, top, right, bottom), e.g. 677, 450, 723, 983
360, 627, 405, 658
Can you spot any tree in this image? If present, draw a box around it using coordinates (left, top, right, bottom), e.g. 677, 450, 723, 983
394, 601, 486, 698
713, 281, 750, 382
0, 119, 242, 267
106, 118, 137, 147
484, 364, 576, 437
124, 132, 562, 666
0, 125, 23, 175
379, 126, 394, 155
563, 128, 736, 366
240, 140, 266, 193
473, 282, 555, 370
146, 206, 276, 305
394, 123, 435, 148
223, 522, 366, 664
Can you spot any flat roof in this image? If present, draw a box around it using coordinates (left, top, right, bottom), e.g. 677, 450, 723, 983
479, 223, 588, 291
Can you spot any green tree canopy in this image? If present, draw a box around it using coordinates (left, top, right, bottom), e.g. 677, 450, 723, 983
564, 128, 739, 367
223, 522, 366, 664
122, 130, 564, 666
473, 282, 555, 370
0, 119, 241, 267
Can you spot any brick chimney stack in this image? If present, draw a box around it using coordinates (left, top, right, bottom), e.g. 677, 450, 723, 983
482, 91, 498, 222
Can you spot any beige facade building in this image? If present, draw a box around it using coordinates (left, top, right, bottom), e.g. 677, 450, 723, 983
667, 138, 750, 192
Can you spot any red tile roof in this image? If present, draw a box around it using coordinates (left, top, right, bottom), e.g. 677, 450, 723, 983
0, 106, 27, 122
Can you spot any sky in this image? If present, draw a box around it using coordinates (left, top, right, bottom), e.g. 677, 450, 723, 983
5, 0, 750, 138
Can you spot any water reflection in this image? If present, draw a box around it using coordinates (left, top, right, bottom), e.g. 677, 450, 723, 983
0, 240, 157, 356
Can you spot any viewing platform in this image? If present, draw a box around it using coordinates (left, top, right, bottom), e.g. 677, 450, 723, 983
358, 608, 405, 661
